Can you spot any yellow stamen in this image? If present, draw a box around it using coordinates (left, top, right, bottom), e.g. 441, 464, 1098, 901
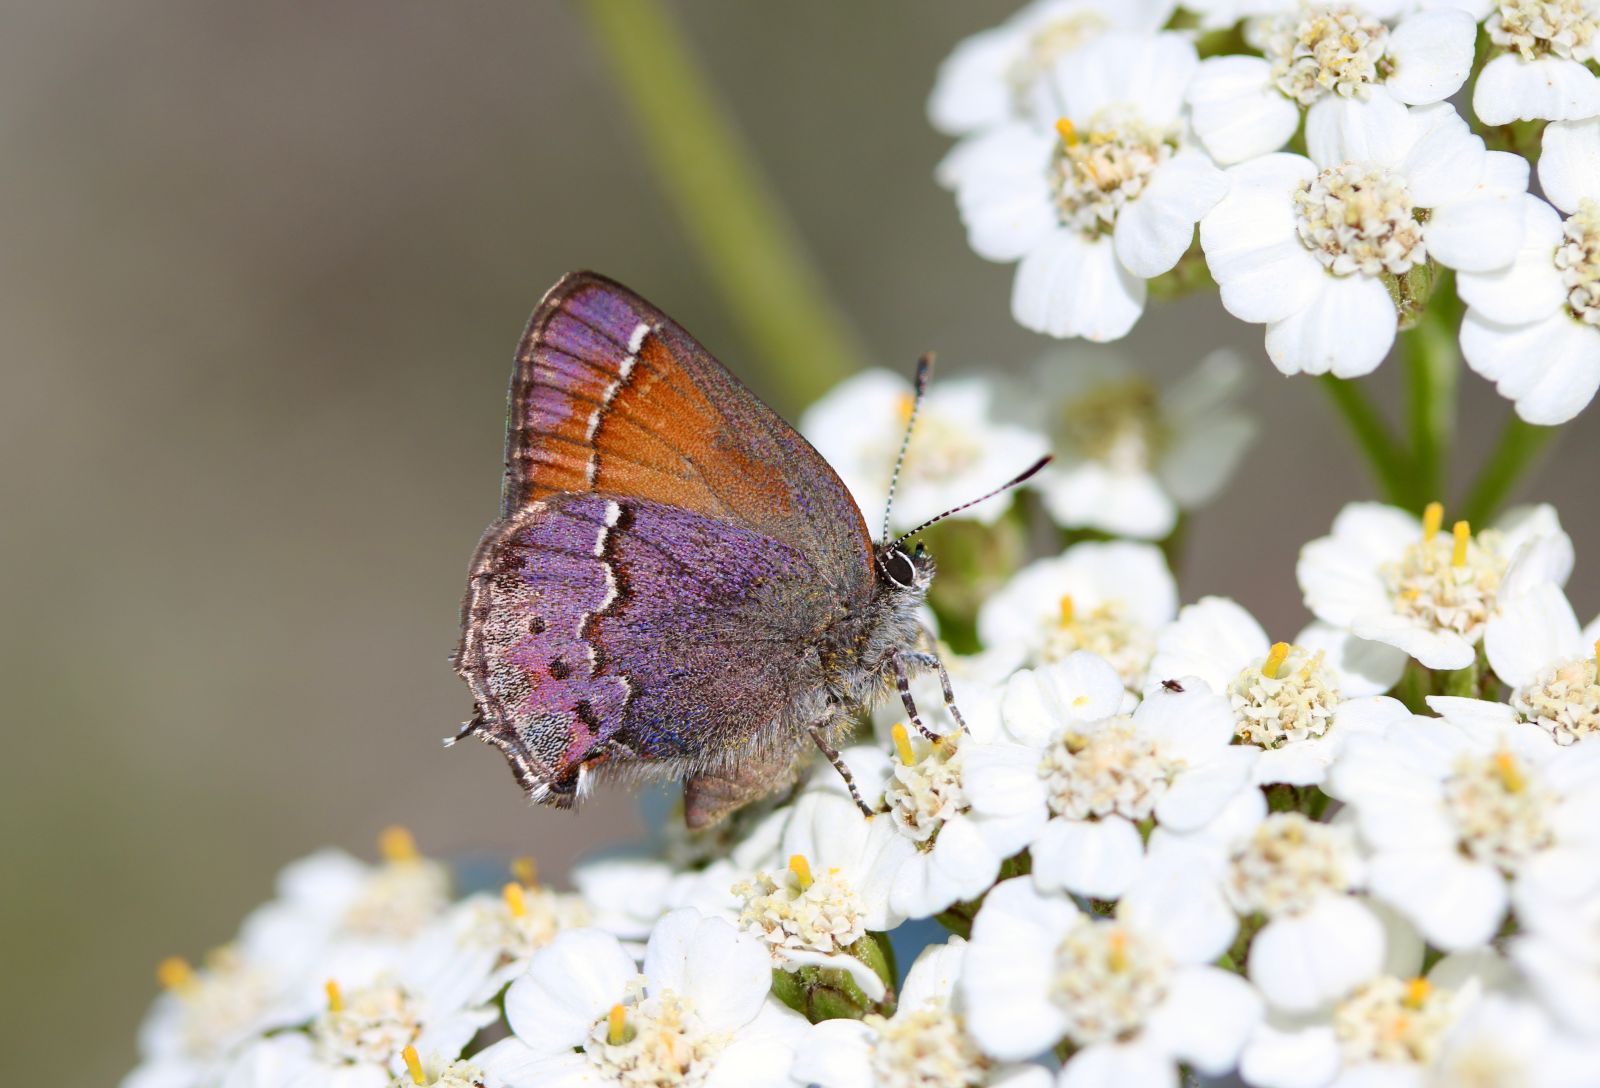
1403, 977, 1431, 1009
1452, 521, 1471, 568
1422, 501, 1444, 543
896, 393, 916, 424
379, 825, 419, 863
1493, 751, 1526, 793
503, 881, 528, 918
402, 1045, 426, 1086
789, 853, 814, 890
1262, 642, 1291, 680
607, 1003, 628, 1046
1058, 594, 1075, 627
512, 855, 539, 887
156, 956, 196, 993
1107, 929, 1129, 973
324, 979, 344, 1013
1055, 117, 1079, 145
892, 721, 916, 766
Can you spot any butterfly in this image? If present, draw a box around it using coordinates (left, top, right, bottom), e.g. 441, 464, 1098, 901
450, 272, 1046, 827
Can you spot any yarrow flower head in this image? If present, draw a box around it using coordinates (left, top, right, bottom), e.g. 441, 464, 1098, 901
1460, 124, 1600, 424
950, 32, 1227, 341
1202, 97, 1528, 378
1007, 347, 1257, 539
1474, 0, 1600, 124
1149, 595, 1410, 785
1188, 4, 1477, 165
977, 539, 1177, 686
1486, 581, 1600, 745
1297, 500, 1573, 670
475, 911, 806, 1088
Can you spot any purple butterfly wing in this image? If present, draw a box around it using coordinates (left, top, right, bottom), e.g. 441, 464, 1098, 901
458, 274, 873, 806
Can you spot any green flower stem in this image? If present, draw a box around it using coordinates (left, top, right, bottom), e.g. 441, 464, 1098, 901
580, 0, 870, 408
1317, 375, 1412, 506
1460, 414, 1560, 526
1400, 270, 1462, 511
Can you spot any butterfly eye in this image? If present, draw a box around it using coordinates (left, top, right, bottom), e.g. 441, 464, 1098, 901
884, 548, 917, 588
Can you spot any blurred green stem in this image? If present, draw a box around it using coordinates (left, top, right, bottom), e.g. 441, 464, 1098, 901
1460, 415, 1559, 525
1401, 270, 1461, 511
1317, 375, 1410, 506
581, 0, 870, 407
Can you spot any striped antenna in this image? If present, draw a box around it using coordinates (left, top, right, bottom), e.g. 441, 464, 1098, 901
881, 353, 934, 545
890, 455, 1052, 551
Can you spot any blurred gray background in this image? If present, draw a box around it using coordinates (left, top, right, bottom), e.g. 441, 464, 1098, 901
3, 3, 1595, 1082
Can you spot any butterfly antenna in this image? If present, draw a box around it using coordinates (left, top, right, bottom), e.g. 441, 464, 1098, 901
881, 354, 934, 546
890, 455, 1052, 551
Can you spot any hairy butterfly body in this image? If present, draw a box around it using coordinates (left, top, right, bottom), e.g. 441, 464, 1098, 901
454, 272, 1038, 827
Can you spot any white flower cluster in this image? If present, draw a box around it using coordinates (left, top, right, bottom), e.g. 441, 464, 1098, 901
935, 0, 1600, 423
124, 485, 1600, 1088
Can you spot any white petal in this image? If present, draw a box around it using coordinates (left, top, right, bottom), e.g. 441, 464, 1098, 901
1305, 92, 1414, 169
1539, 118, 1600, 213
1202, 155, 1325, 323
954, 126, 1058, 261
1400, 102, 1494, 211
1136, 684, 1239, 761
1297, 504, 1418, 629
1368, 851, 1508, 950
899, 937, 966, 1009
1121, 852, 1238, 965
1012, 230, 1148, 341
1294, 622, 1407, 696
504, 930, 636, 1052
1057, 31, 1198, 128
1157, 408, 1257, 509
1473, 54, 1600, 126
474, 1042, 594, 1088
963, 879, 1076, 1059
1351, 612, 1476, 671
1485, 582, 1585, 688
1461, 308, 1600, 426
1031, 815, 1146, 899
1039, 460, 1177, 538
703, 1001, 808, 1088
1061, 1042, 1179, 1088
1145, 966, 1263, 1074
1427, 190, 1526, 273
1148, 596, 1270, 694
1457, 195, 1567, 325
643, 911, 769, 1033
1239, 1022, 1342, 1088
1247, 897, 1385, 1012
928, 25, 1022, 136
1189, 55, 1300, 164
1264, 275, 1397, 378
787, 1019, 873, 1088
1114, 151, 1229, 278
1385, 9, 1476, 104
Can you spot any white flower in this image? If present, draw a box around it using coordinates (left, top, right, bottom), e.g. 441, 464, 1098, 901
1328, 695, 1600, 949
792, 938, 1053, 1088
1149, 596, 1410, 785
961, 872, 1262, 1080
1473, 0, 1600, 125
1188, 5, 1477, 165
1297, 501, 1573, 670
851, 717, 1042, 919
1237, 947, 1516, 1088
1201, 97, 1527, 377
929, 0, 1177, 145
1486, 581, 1600, 745
733, 791, 913, 1000
475, 911, 806, 1088
123, 948, 311, 1088
799, 369, 1049, 535
1512, 846, 1600, 1038
977, 540, 1177, 687
952, 32, 1228, 341
1013, 347, 1257, 538
964, 652, 1259, 900
1459, 122, 1600, 423
1428, 992, 1600, 1086
1154, 809, 1387, 1012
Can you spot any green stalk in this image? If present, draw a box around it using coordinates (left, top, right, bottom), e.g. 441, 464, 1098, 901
1459, 415, 1560, 525
1400, 269, 1461, 511
1317, 375, 1411, 506
580, 0, 871, 408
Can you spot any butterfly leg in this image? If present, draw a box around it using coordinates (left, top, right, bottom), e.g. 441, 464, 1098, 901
807, 722, 874, 818
892, 651, 951, 740
898, 649, 968, 734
